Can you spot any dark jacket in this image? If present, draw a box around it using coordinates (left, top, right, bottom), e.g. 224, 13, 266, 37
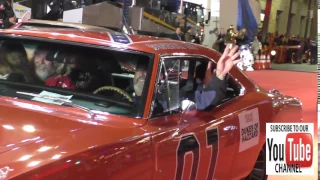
0, 1, 15, 29
171, 33, 183, 41
184, 32, 192, 42
194, 75, 227, 110
218, 34, 226, 53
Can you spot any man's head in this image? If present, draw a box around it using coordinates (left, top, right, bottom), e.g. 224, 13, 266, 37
213, 28, 219, 34
0, 42, 28, 67
195, 63, 206, 83
0, 0, 5, 10
134, 63, 148, 96
33, 45, 56, 81
186, 26, 192, 33
176, 27, 181, 34
220, 28, 225, 34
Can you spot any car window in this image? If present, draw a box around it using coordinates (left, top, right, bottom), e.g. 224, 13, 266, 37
150, 56, 244, 118
0, 38, 153, 118
149, 58, 181, 117
183, 58, 244, 103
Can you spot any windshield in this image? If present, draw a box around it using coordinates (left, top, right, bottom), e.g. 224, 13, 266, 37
0, 37, 153, 118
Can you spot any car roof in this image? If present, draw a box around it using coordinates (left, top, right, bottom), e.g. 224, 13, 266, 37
14, 19, 111, 31
0, 28, 179, 53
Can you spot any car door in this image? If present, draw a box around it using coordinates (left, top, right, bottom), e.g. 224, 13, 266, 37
143, 56, 242, 180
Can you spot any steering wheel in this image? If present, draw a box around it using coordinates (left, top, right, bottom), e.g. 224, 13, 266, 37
93, 86, 133, 103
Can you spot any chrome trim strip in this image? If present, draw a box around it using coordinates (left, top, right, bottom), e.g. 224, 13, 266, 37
148, 57, 163, 118
162, 60, 172, 112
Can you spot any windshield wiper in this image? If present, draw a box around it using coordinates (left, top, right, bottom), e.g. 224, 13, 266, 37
16, 91, 96, 118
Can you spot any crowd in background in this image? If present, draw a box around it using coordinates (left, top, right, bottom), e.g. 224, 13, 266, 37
257, 32, 317, 64
167, 25, 317, 64
170, 25, 252, 53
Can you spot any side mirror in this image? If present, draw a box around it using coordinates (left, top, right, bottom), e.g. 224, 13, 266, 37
180, 99, 197, 112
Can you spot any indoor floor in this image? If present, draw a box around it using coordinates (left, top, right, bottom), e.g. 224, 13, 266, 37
246, 70, 317, 180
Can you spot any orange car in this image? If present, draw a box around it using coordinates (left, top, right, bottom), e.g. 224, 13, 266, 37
0, 28, 302, 180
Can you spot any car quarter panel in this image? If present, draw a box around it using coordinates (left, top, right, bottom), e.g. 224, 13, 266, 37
227, 91, 273, 179
269, 95, 303, 123
229, 91, 302, 179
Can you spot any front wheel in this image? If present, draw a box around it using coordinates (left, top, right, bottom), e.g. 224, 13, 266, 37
245, 144, 268, 180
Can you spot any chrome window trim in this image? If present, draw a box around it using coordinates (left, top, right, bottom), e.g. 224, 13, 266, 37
160, 53, 247, 94
148, 58, 164, 118
161, 60, 172, 111
147, 53, 247, 119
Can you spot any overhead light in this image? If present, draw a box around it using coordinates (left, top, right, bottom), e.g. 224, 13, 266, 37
18, 155, 32, 161
3, 125, 14, 130
23, 125, 35, 132
28, 161, 40, 167
260, 13, 265, 21
52, 154, 62, 160
37, 146, 51, 152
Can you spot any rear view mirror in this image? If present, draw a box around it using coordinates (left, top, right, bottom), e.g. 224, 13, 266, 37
180, 99, 197, 112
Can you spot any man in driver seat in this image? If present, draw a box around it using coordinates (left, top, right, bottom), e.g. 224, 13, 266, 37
133, 44, 242, 113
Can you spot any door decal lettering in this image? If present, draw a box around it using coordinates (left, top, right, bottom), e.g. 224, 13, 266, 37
175, 128, 219, 180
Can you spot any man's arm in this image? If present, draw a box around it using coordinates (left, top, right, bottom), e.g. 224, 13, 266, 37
203, 74, 227, 107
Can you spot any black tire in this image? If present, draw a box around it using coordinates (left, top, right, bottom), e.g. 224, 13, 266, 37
244, 144, 268, 180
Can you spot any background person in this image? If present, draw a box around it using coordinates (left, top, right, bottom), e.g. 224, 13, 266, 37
211, 28, 223, 51
184, 26, 195, 43
0, 0, 16, 29
219, 28, 226, 53
202, 28, 220, 50
171, 27, 183, 41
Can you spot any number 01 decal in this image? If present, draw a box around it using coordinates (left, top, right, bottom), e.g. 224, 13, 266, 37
175, 128, 219, 180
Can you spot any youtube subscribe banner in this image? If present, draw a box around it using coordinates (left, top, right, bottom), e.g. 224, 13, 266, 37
266, 123, 314, 175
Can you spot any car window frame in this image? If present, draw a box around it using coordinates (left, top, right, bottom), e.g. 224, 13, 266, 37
148, 54, 246, 119
0, 34, 155, 119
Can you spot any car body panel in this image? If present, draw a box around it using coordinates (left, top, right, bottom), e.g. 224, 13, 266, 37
0, 97, 151, 179
0, 29, 302, 180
